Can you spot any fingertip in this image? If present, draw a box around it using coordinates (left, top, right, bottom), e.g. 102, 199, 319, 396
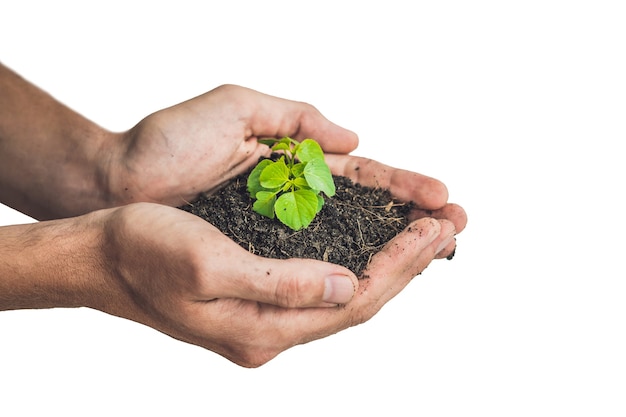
343, 128, 359, 152
435, 231, 456, 255
419, 176, 449, 210
317, 126, 359, 154
323, 273, 358, 305
411, 217, 443, 243
435, 238, 457, 260
305, 108, 359, 154
428, 218, 456, 256
255, 258, 359, 308
449, 203, 468, 234
371, 217, 441, 266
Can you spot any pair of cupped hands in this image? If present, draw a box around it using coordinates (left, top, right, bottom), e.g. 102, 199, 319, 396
79, 85, 467, 367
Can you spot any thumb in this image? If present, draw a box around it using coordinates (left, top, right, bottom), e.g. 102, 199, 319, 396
235, 86, 359, 154
215, 255, 359, 308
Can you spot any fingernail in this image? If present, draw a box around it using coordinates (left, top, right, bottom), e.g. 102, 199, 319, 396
436, 233, 456, 254
323, 274, 356, 304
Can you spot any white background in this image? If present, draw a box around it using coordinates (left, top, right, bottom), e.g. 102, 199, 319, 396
1, 1, 625, 416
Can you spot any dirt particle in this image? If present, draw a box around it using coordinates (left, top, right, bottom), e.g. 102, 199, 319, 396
180, 173, 413, 277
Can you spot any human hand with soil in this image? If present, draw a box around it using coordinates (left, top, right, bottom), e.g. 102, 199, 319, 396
105, 84, 359, 209
111, 83, 465, 258
326, 154, 466, 259
0, 202, 455, 367
2, 63, 466, 366
110, 204, 457, 367
1, 62, 358, 219
108, 81, 465, 256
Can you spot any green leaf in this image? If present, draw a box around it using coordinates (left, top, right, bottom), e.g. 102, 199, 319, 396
277, 137, 295, 147
274, 189, 319, 230
316, 194, 325, 213
292, 177, 309, 189
247, 159, 273, 197
291, 162, 305, 177
303, 158, 335, 196
258, 138, 278, 147
270, 137, 295, 153
281, 181, 293, 192
259, 157, 290, 189
247, 137, 335, 230
252, 191, 277, 218
271, 142, 291, 153
296, 139, 325, 163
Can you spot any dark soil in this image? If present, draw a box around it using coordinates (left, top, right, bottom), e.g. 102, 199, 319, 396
180, 172, 413, 277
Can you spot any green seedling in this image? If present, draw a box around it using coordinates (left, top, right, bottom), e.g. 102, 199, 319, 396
247, 137, 335, 230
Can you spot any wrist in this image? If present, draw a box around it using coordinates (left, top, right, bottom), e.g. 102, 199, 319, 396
0, 211, 109, 311
0, 63, 123, 219
44, 126, 122, 218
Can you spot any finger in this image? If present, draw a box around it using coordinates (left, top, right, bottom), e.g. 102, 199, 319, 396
435, 238, 457, 260
324, 154, 449, 210
225, 85, 359, 154
353, 218, 456, 320
201, 249, 359, 308
411, 202, 463, 260
238, 218, 455, 351
221, 140, 273, 180
189, 219, 455, 366
410, 202, 468, 235
187, 219, 456, 367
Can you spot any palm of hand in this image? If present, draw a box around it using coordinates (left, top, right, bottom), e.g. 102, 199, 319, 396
108, 84, 359, 208
113, 96, 268, 206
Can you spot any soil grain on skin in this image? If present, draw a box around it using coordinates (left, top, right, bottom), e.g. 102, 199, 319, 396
180, 174, 412, 276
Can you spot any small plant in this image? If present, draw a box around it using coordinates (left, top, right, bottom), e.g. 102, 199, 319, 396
247, 137, 335, 230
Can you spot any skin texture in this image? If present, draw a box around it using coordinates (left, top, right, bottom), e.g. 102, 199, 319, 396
105, 85, 362, 209
0, 62, 467, 367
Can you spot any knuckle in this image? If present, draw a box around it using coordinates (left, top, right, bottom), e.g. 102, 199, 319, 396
351, 305, 376, 327
273, 275, 316, 308
226, 337, 282, 368
233, 350, 277, 368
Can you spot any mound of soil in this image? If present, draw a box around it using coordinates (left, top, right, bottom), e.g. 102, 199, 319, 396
180, 173, 413, 277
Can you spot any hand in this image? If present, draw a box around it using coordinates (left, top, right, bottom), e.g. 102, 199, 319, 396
92, 202, 458, 368
106, 84, 359, 207
1, 146, 464, 368
107, 83, 465, 255
326, 154, 467, 259
95, 88, 466, 366
94, 152, 465, 367
1, 71, 466, 366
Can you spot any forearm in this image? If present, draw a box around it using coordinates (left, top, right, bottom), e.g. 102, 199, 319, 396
0, 214, 106, 311
0, 62, 118, 220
